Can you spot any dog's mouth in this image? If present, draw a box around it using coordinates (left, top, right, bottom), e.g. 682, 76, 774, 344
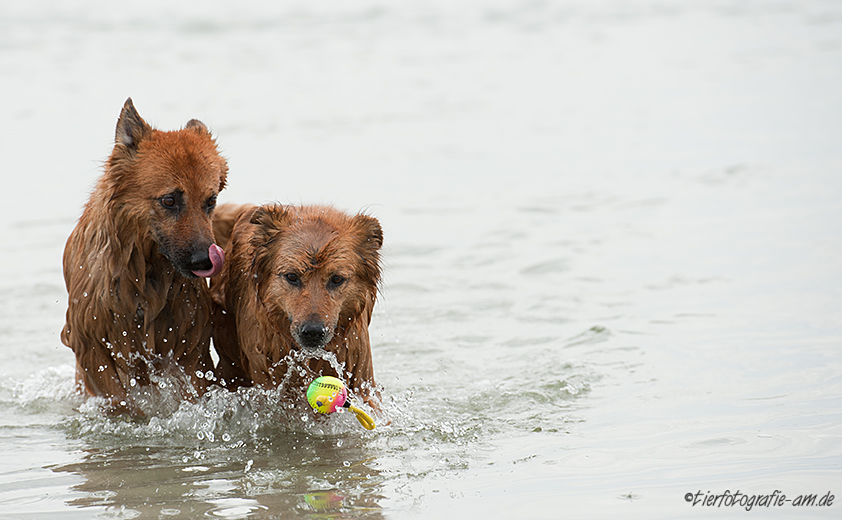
191, 244, 225, 278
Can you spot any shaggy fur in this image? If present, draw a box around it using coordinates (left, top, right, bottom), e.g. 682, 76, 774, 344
61, 98, 228, 414
210, 203, 383, 405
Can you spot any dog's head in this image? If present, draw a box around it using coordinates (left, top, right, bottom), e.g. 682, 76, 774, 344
247, 204, 383, 350
105, 98, 228, 279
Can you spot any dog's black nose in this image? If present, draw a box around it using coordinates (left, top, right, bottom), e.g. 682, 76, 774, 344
187, 250, 213, 272
298, 321, 328, 348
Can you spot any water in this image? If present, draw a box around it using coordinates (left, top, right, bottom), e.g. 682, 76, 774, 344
2, 0, 842, 518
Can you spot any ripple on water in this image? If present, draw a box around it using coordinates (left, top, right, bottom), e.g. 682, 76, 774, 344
5, 336, 599, 516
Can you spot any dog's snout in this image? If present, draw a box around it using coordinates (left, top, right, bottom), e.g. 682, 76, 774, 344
300, 321, 327, 344
187, 248, 213, 272
298, 321, 329, 349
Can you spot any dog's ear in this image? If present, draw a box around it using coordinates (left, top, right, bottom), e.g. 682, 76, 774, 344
217, 161, 229, 193
250, 203, 288, 230
184, 118, 228, 193
185, 119, 209, 134
114, 98, 152, 152
353, 214, 383, 251
352, 214, 383, 284
250, 204, 291, 245
248, 204, 291, 294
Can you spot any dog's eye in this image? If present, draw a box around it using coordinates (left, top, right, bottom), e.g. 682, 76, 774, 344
284, 272, 300, 286
328, 274, 345, 288
158, 191, 184, 212
206, 195, 217, 212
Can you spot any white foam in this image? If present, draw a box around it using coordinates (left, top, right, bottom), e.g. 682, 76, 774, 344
8, 364, 82, 413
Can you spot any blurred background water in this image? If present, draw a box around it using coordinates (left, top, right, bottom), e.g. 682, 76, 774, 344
1, 0, 841, 518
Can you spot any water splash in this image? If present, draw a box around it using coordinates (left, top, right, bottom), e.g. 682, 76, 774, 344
7, 364, 82, 414
60, 381, 384, 447
4, 356, 596, 519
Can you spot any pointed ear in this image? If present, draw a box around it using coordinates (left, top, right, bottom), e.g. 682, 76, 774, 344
217, 161, 229, 194
354, 214, 383, 251
184, 118, 226, 192
114, 98, 152, 151
185, 118, 209, 134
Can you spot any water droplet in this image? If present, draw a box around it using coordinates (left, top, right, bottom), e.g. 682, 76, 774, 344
343, 460, 351, 467
196, 371, 204, 379
122, 331, 127, 336
222, 433, 231, 442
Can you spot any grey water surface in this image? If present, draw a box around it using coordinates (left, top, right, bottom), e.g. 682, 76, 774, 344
1, 0, 841, 518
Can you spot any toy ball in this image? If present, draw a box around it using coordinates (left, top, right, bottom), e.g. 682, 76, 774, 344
307, 376, 348, 414
306, 376, 376, 430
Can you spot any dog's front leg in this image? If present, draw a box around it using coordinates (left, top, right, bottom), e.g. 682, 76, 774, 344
74, 343, 142, 416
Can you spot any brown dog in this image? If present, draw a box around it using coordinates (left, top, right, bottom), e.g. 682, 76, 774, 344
210, 203, 383, 406
61, 98, 228, 414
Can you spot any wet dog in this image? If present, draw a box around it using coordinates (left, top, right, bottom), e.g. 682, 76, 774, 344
210, 203, 383, 406
61, 98, 228, 414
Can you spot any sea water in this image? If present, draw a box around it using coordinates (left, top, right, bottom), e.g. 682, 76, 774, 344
1, 0, 841, 518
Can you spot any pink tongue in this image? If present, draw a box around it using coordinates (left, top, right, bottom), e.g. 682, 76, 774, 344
192, 244, 225, 278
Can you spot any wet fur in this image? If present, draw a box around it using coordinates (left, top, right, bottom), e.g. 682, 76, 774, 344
210, 203, 383, 405
61, 99, 228, 414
